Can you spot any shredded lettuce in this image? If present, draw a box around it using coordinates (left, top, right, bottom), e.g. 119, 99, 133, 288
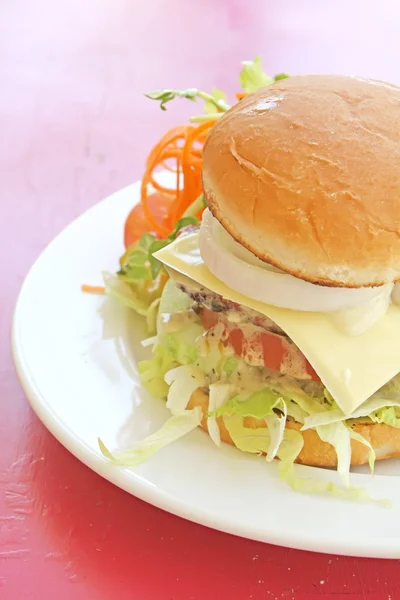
222, 413, 299, 470
162, 330, 201, 365
138, 344, 174, 398
222, 356, 239, 376
207, 383, 236, 446
286, 400, 308, 424
103, 271, 161, 334
276, 428, 304, 486
98, 407, 202, 466
370, 406, 400, 428
212, 387, 290, 461
271, 380, 329, 417
222, 417, 304, 493
348, 427, 376, 474
224, 417, 387, 505
302, 389, 400, 431
165, 365, 205, 413
138, 325, 203, 399
141, 335, 158, 348
223, 414, 271, 454
316, 422, 351, 488
107, 217, 199, 335
265, 399, 287, 462
131, 280, 395, 503
119, 216, 199, 283
302, 408, 344, 431
158, 278, 193, 315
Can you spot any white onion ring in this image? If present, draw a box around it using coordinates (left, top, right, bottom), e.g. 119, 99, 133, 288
199, 209, 391, 313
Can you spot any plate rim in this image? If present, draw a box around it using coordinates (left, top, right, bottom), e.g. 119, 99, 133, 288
11, 179, 400, 559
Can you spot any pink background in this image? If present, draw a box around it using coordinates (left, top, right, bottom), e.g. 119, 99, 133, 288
3, 1, 400, 598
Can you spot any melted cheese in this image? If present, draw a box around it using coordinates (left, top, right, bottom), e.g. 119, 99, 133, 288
155, 233, 400, 416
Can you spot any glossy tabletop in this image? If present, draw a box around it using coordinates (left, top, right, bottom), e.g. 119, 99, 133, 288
3, 1, 400, 599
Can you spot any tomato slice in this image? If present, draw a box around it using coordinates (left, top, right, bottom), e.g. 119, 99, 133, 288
124, 193, 172, 248
199, 308, 320, 382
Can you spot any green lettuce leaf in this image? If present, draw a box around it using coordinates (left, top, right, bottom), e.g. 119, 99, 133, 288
119, 216, 199, 285
223, 414, 271, 454
162, 330, 200, 365
109, 217, 199, 335
138, 335, 205, 400
222, 356, 239, 376
222, 415, 305, 483
103, 271, 161, 334
239, 56, 274, 92
98, 407, 202, 465
239, 57, 289, 93
214, 388, 287, 419
370, 406, 400, 428
138, 320, 204, 398
274, 73, 290, 81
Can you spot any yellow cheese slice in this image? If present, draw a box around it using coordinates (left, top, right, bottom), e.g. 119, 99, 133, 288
155, 232, 400, 416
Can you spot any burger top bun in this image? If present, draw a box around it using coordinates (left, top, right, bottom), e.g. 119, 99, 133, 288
202, 75, 400, 288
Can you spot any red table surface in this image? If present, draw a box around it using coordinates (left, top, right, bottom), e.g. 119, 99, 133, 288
2, 1, 400, 598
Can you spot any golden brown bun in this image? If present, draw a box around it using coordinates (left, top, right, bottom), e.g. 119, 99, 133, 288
187, 388, 400, 466
202, 75, 400, 287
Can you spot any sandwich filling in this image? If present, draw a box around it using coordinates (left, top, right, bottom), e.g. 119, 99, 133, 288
101, 224, 400, 502
132, 276, 400, 501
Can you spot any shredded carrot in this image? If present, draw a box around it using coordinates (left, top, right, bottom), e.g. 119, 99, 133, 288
236, 92, 248, 101
172, 120, 211, 225
81, 284, 106, 295
125, 119, 214, 244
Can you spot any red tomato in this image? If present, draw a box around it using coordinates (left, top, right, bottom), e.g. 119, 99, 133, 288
123, 193, 172, 248
199, 308, 320, 382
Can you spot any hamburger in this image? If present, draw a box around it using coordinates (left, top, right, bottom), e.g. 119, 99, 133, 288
117, 75, 400, 496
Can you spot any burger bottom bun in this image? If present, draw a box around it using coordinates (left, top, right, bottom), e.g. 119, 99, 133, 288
187, 389, 400, 467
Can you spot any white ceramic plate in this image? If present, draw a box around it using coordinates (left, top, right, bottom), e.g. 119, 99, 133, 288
12, 174, 400, 558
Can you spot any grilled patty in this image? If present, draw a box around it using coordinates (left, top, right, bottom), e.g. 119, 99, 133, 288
177, 280, 285, 336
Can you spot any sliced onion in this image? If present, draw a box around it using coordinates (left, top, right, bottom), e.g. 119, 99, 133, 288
199, 209, 390, 313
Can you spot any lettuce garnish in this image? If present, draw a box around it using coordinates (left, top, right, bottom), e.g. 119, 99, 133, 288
99, 407, 202, 466
239, 56, 288, 92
